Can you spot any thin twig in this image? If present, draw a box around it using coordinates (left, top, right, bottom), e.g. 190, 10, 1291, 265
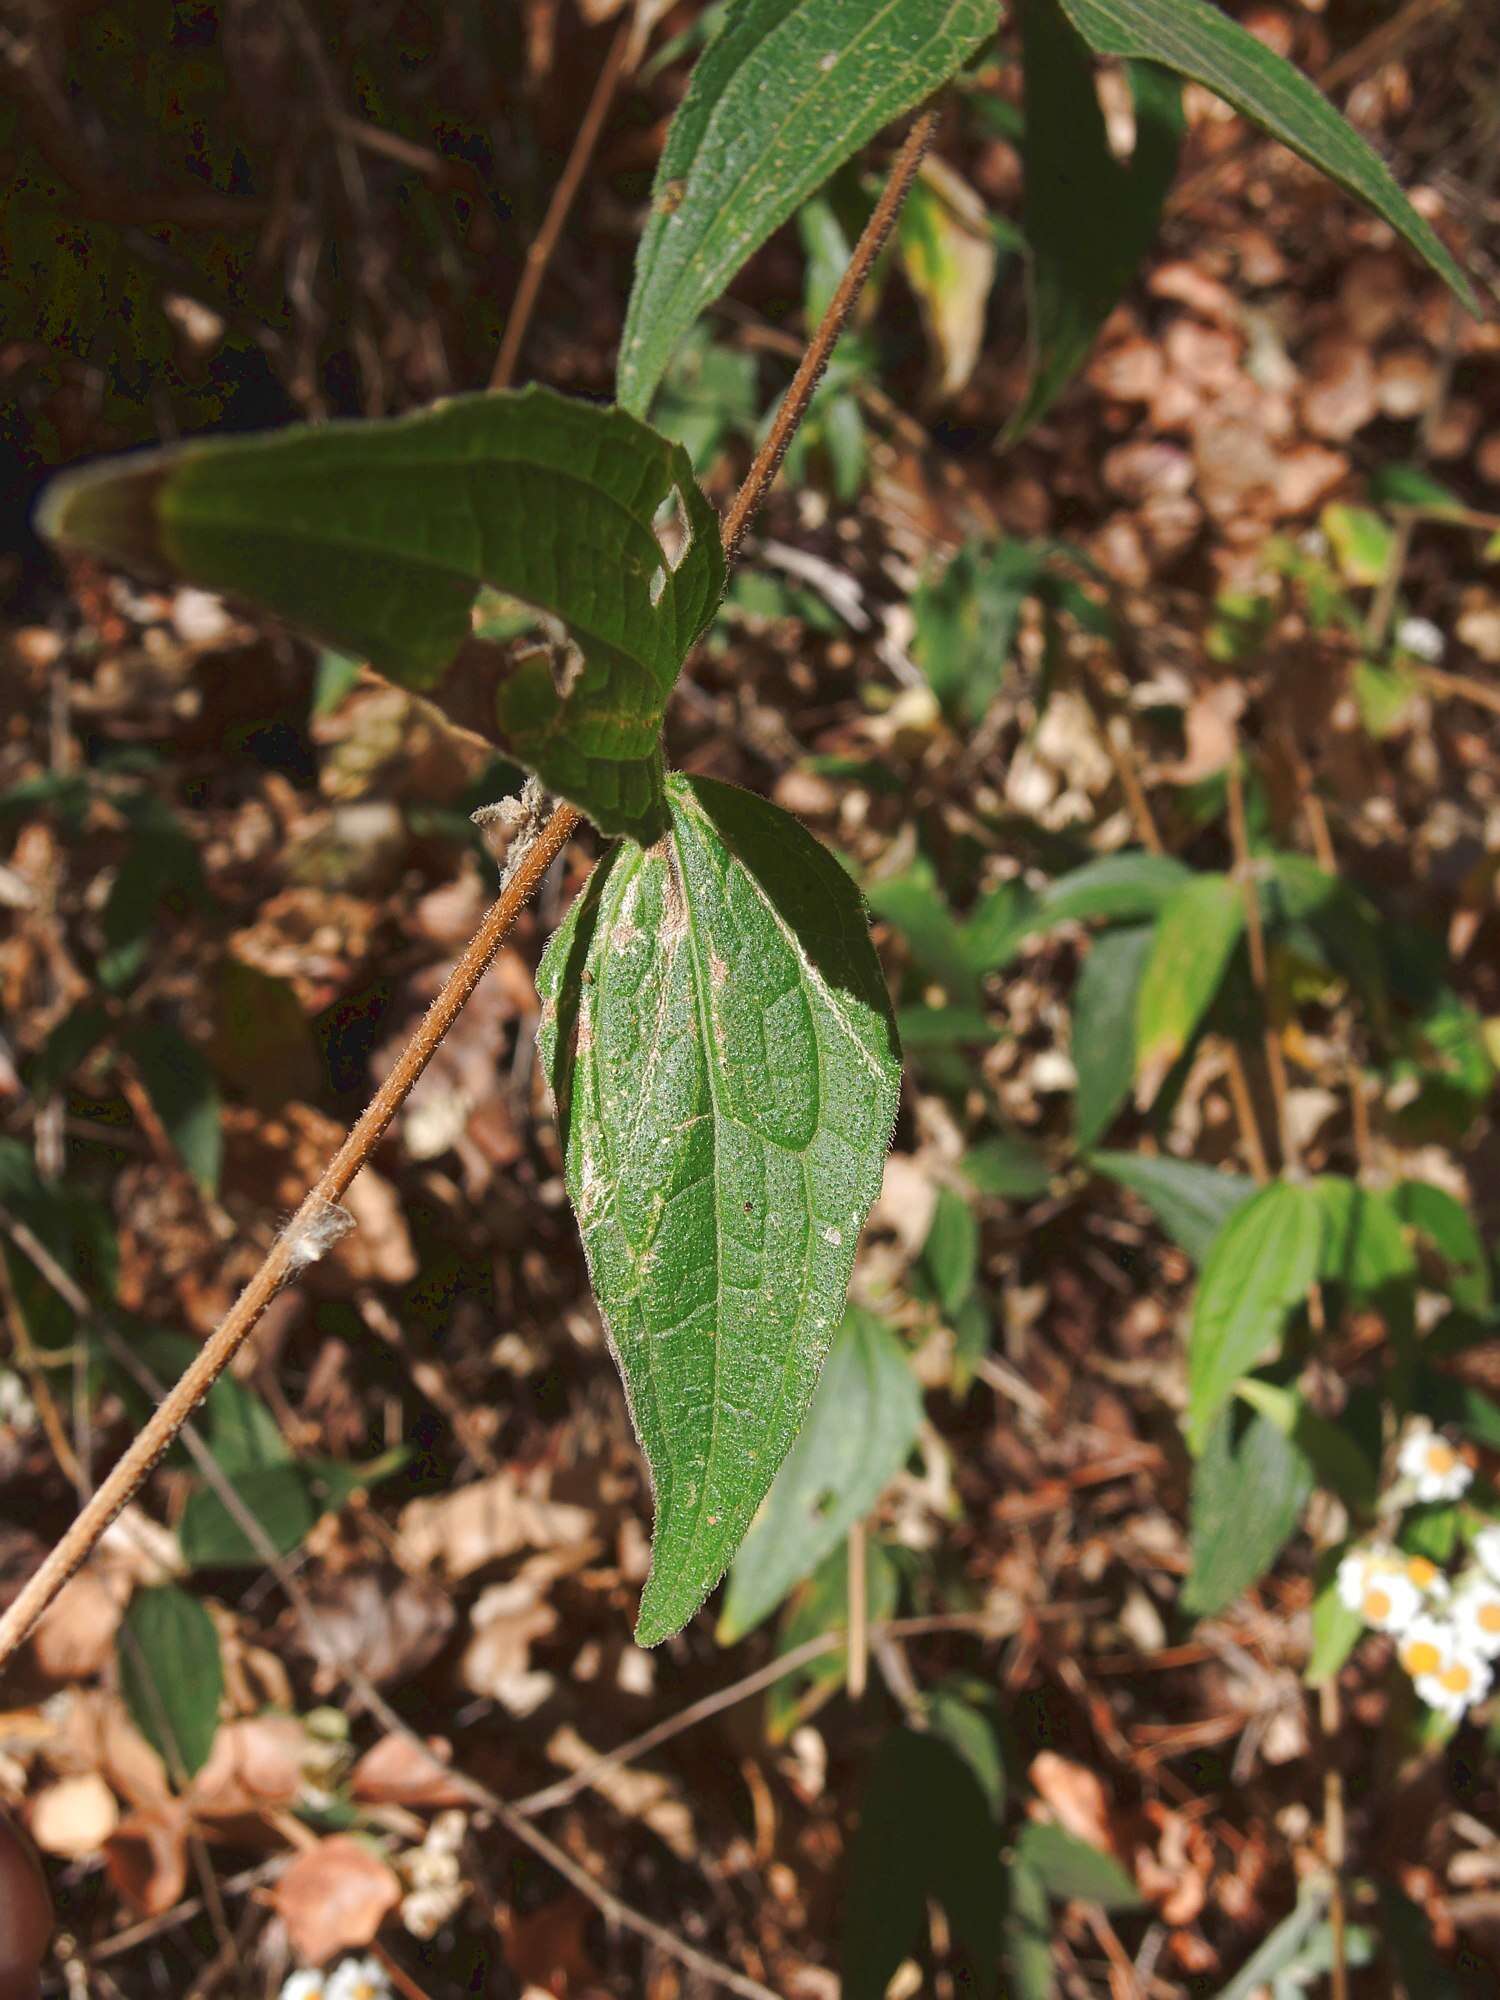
1227, 753, 1292, 1172
511, 1612, 1021, 1818
18, 1222, 779, 2000
720, 106, 940, 564
491, 16, 635, 391
846, 1518, 869, 1702
0, 800, 579, 1677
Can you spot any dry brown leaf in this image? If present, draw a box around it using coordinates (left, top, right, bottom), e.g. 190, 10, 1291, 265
544, 1725, 696, 1859
1029, 1751, 1119, 1856
103, 1804, 191, 1918
295, 1571, 455, 1692
190, 1717, 308, 1819
30, 1569, 126, 1683
397, 1472, 592, 1582
1299, 334, 1377, 442
271, 1834, 402, 1962
28, 1774, 118, 1859
461, 1585, 558, 1715
350, 1734, 472, 1809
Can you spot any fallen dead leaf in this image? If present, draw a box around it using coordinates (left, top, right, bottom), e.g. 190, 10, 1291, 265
350, 1734, 472, 1809
271, 1834, 402, 1962
28, 1774, 118, 1859
103, 1804, 191, 1918
397, 1471, 592, 1582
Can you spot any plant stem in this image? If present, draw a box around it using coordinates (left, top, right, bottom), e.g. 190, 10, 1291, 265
490, 16, 635, 392
0, 800, 579, 1676
720, 105, 939, 564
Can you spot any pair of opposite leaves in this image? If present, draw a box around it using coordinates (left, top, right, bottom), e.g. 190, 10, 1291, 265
42, 389, 903, 1645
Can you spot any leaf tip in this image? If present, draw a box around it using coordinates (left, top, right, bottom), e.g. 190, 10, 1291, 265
36, 453, 174, 580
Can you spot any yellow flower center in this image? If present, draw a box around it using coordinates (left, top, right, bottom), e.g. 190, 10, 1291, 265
1363, 1586, 1393, 1621
1406, 1558, 1438, 1588
1403, 1640, 1442, 1676
1478, 1603, 1500, 1633
1426, 1442, 1457, 1474
1441, 1663, 1473, 1694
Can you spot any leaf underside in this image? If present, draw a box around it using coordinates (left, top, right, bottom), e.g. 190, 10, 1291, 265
616, 0, 1000, 418
537, 774, 902, 1644
37, 387, 724, 841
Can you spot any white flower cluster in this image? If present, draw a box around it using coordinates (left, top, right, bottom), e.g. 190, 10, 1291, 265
1396, 1428, 1473, 1505
399, 1810, 468, 1939
1338, 1518, 1500, 1725
280, 1958, 391, 2000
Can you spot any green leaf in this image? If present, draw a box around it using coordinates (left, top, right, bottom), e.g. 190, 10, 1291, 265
27, 1002, 111, 1100
1013, 1822, 1144, 1910
1263, 854, 1387, 1026
1009, 0, 1181, 440
766, 1537, 899, 1740
1073, 924, 1154, 1148
842, 1728, 1003, 2000
1313, 1177, 1416, 1303
1236, 1377, 1377, 1512
179, 1463, 318, 1569
918, 1186, 979, 1313
1210, 1882, 1331, 2000
1187, 1179, 1322, 1452
866, 860, 983, 1004
1184, 1401, 1312, 1617
122, 1021, 222, 1195
896, 1003, 1001, 1047
718, 1308, 922, 1642
962, 1132, 1053, 1200
927, 1682, 1007, 1819
538, 776, 903, 1644
1322, 503, 1397, 587
912, 538, 1042, 723
1135, 871, 1244, 1096
1090, 1150, 1255, 1265
38, 389, 725, 841
1052, 0, 1475, 311
117, 1585, 223, 1780
1034, 850, 1192, 929
1394, 1180, 1491, 1312
616, 0, 1000, 416
1003, 1859, 1055, 2000
1306, 1548, 1365, 1688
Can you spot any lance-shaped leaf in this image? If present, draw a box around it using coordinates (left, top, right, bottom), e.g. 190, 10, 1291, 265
1054, 0, 1475, 311
617, 0, 1000, 417
1009, 0, 1180, 443
37, 388, 725, 841
537, 775, 902, 1644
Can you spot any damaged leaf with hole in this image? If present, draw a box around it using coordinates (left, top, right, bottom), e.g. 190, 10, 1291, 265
537, 775, 902, 1644
37, 386, 725, 841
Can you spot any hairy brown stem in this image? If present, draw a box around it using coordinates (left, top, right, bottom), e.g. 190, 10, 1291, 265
720, 105, 940, 564
1, 93, 942, 1999
490, 17, 635, 391
0, 801, 579, 1676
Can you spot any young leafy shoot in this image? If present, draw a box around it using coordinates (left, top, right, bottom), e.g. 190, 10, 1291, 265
537, 775, 902, 1644
616, 0, 1000, 418
1055, 0, 1476, 311
38, 388, 725, 842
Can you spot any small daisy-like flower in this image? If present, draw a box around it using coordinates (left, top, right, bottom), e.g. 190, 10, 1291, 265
1337, 1549, 1425, 1633
1398, 1616, 1493, 1721
278, 1975, 326, 2000
1400, 1553, 1450, 1601
1396, 1429, 1472, 1504
326, 1958, 391, 2000
1453, 1582, 1500, 1661
1472, 1524, 1500, 1584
